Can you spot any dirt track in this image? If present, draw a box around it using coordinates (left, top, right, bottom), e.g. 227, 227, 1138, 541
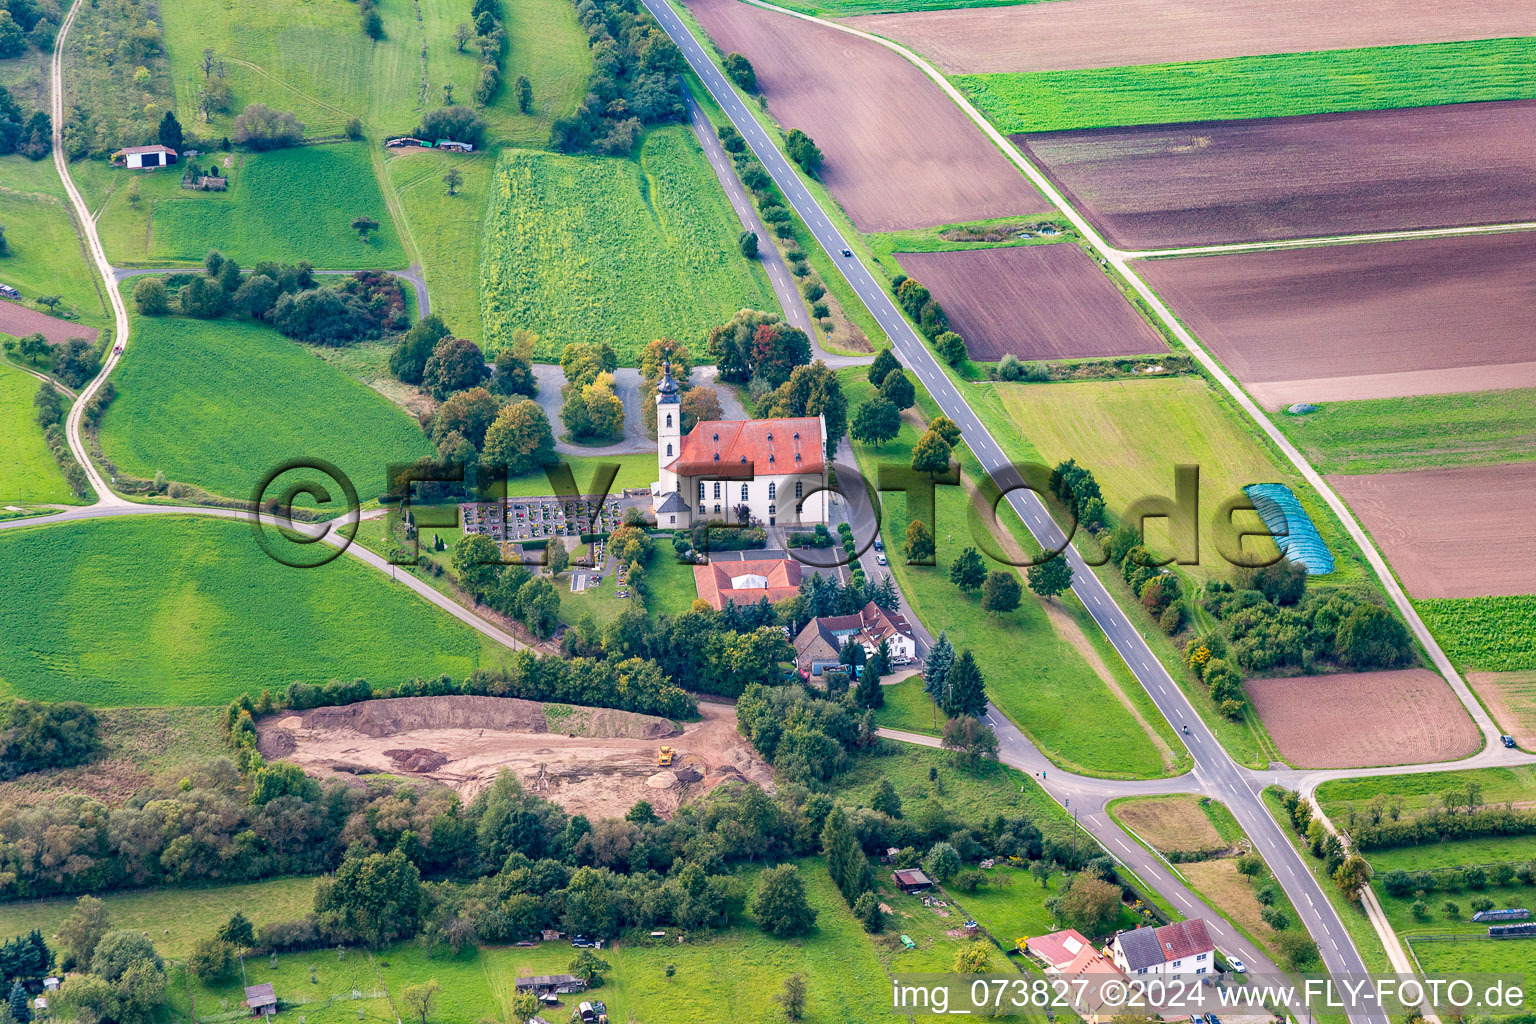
897, 244, 1166, 361
686, 0, 1046, 232
1019, 101, 1536, 249
258, 696, 773, 819
845, 0, 1536, 74
1137, 232, 1536, 408
1329, 463, 1536, 600
1247, 670, 1481, 768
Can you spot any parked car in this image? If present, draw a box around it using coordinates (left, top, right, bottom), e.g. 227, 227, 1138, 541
1227, 957, 1246, 974
1503, 735, 1518, 748
876, 553, 888, 565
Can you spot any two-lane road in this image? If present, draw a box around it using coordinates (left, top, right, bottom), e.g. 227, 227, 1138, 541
641, 1, 1386, 1018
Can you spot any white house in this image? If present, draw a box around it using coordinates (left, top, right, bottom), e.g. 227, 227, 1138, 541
652, 362, 829, 528
112, 144, 178, 168
794, 601, 917, 675
1110, 919, 1214, 976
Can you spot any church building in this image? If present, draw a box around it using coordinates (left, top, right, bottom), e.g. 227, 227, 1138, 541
651, 362, 829, 529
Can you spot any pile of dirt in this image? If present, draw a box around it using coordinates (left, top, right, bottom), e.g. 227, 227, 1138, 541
385, 748, 449, 772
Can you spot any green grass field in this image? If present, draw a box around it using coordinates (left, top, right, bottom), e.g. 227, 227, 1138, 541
873, 674, 944, 736
956, 37, 1536, 134
1278, 389, 1536, 476
1317, 765, 1536, 819
1415, 597, 1536, 672
0, 515, 506, 706
1366, 836, 1536, 875
0, 360, 73, 504
480, 127, 776, 363
387, 148, 493, 341
98, 312, 435, 502
1412, 935, 1536, 979
73, 144, 406, 269
0, 157, 109, 327
481, 0, 594, 147
0, 877, 319, 959
643, 551, 700, 620
842, 372, 1182, 779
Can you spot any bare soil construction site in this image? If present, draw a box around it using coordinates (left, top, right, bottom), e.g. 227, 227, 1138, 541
1329, 463, 1536, 600
843, 0, 1536, 74
1016, 101, 1536, 249
896, 244, 1167, 361
1136, 232, 1536, 409
686, 0, 1047, 232
1246, 669, 1481, 768
258, 696, 773, 819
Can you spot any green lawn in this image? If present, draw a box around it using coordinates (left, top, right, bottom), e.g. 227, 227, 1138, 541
0, 360, 73, 504
1278, 389, 1536, 476
73, 144, 406, 269
480, 0, 594, 147
842, 372, 1180, 779
0, 157, 108, 327
504, 453, 656, 499
1412, 936, 1536, 979
1317, 765, 1536, 819
480, 127, 776, 363
874, 674, 944, 736
0, 877, 319, 959
1415, 597, 1536, 672
643, 550, 701, 620
1367, 836, 1536, 875
956, 37, 1536, 134
0, 515, 506, 706
98, 312, 435, 502
386, 148, 494, 341
559, 560, 637, 626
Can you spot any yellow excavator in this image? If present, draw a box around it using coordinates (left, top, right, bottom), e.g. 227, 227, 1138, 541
657, 745, 675, 766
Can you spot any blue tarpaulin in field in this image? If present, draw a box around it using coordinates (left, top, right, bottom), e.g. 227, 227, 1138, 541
1243, 483, 1334, 575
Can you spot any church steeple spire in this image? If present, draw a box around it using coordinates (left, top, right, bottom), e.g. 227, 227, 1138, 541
657, 359, 680, 404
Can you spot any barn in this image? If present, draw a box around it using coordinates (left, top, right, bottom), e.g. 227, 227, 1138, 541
112, 144, 179, 169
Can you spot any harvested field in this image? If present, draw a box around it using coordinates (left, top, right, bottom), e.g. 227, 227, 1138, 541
1112, 795, 1224, 854
844, 0, 1536, 74
1246, 670, 1480, 768
896, 245, 1165, 360
1018, 101, 1536, 249
1138, 233, 1536, 409
0, 299, 99, 345
258, 696, 772, 819
1470, 671, 1536, 749
685, 0, 1046, 232
1330, 463, 1536, 600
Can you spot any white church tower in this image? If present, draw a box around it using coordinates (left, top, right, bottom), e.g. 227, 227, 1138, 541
651, 361, 691, 527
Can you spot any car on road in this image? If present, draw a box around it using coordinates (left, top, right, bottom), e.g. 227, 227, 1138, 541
1226, 958, 1246, 974
873, 537, 883, 551
876, 553, 887, 565
1503, 735, 1518, 748
841, 248, 852, 257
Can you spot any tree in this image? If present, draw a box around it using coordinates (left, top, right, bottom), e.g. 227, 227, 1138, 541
1053, 872, 1121, 936
853, 662, 884, 710
432, 386, 501, 449
853, 890, 884, 933
821, 805, 871, 905
879, 369, 915, 410
218, 912, 255, 948
481, 399, 556, 477
929, 414, 961, 448
953, 941, 993, 974
178, 276, 227, 319
233, 274, 280, 319
10, 980, 30, 1024
1027, 548, 1073, 601
250, 761, 320, 805
784, 129, 822, 175
187, 937, 237, 982
59, 896, 110, 970
545, 540, 569, 577
679, 386, 722, 432
868, 347, 900, 387
416, 106, 489, 149
904, 519, 935, 564
924, 631, 954, 699
392, 316, 451, 384
850, 397, 899, 449
753, 863, 817, 937
422, 336, 488, 399
442, 167, 463, 196
233, 103, 305, 150
452, 533, 502, 595
936, 331, 967, 366
776, 973, 808, 1021
490, 347, 537, 398
157, 111, 183, 151
402, 978, 439, 1024
352, 215, 380, 239
515, 75, 533, 113
948, 546, 986, 592
910, 429, 952, 478
870, 777, 901, 817
941, 714, 998, 766
90, 931, 162, 983
738, 230, 758, 259
200, 46, 217, 77
981, 570, 1022, 615
132, 276, 169, 315
517, 577, 561, 639
318, 849, 424, 946
568, 949, 611, 986
722, 52, 757, 91
925, 841, 960, 882
1334, 855, 1370, 903
453, 21, 472, 51
940, 650, 986, 718
1335, 604, 1411, 668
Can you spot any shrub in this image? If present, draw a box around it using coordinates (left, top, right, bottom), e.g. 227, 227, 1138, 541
233, 104, 305, 150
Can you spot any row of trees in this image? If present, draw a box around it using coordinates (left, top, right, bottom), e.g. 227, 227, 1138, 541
707, 308, 812, 392
560, 340, 624, 442
892, 274, 968, 366
552, 0, 686, 155
5, 332, 99, 390
0, 85, 48, 159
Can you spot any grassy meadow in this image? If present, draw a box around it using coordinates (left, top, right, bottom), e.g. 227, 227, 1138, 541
873, 674, 944, 736
1317, 765, 1536, 819
841, 371, 1185, 779
642, 551, 700, 620
386, 148, 493, 340
0, 361, 73, 504
1415, 596, 1536, 672
0, 157, 109, 327
1279, 388, 1536, 475
0, 515, 506, 706
97, 312, 435, 502
957, 37, 1536, 134
73, 144, 406, 269
479, 127, 776, 362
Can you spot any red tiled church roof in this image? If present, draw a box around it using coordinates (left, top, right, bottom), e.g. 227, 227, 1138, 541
667, 417, 824, 478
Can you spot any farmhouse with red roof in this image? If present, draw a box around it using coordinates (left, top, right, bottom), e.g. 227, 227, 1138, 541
651, 362, 829, 528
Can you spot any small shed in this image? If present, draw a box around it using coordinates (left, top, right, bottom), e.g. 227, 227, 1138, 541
112, 144, 178, 168
515, 974, 587, 996
436, 139, 474, 153
244, 983, 278, 1017
893, 868, 935, 894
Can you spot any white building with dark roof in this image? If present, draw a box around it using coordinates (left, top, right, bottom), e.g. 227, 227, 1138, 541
1110, 919, 1214, 976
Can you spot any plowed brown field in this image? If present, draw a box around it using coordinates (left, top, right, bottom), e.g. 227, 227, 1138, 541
1016, 102, 1536, 249
1137, 232, 1536, 409
686, 0, 1046, 232
897, 244, 1166, 360
1247, 670, 1480, 768
845, 0, 1536, 74
0, 300, 99, 345
1329, 464, 1536, 599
